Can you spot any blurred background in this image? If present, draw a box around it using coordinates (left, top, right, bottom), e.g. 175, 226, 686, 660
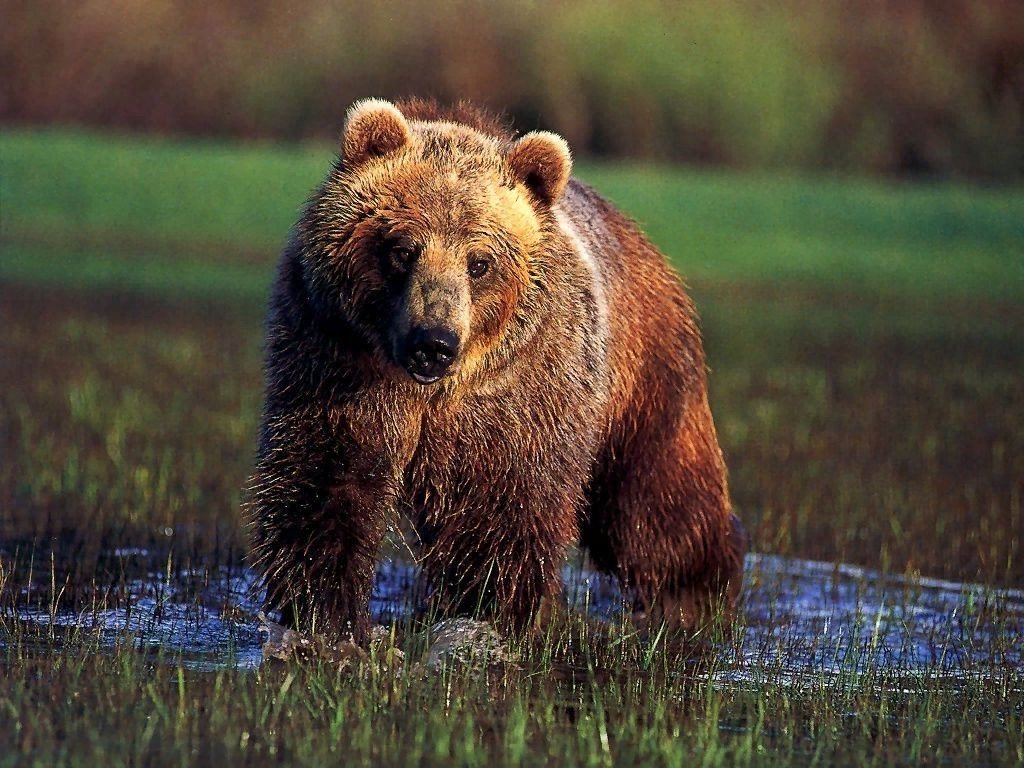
1, 1, 1022, 597
3, 0, 1022, 178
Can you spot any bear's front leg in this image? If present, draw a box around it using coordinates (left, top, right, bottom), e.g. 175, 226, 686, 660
247, 406, 392, 643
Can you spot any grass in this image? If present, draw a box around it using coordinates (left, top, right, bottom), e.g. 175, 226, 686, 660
3, 128, 1023, 301
1, 632, 1019, 766
1, 128, 1023, 766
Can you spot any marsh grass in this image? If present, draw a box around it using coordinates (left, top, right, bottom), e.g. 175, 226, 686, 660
0, 130, 1022, 765
2, 580, 1021, 767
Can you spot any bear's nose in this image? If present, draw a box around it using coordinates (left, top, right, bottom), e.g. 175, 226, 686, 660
406, 327, 459, 383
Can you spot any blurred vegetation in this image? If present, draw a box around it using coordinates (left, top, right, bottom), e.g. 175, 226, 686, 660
3, 130, 1022, 303
2, 0, 1022, 178
1, 129, 1022, 588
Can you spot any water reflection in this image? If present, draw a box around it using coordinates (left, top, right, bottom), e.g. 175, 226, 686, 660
7, 553, 1023, 683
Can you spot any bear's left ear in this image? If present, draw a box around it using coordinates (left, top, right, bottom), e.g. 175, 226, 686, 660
341, 98, 412, 169
506, 131, 572, 206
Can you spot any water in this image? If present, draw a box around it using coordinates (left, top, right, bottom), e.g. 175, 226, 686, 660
7, 553, 1023, 684
717, 555, 1023, 689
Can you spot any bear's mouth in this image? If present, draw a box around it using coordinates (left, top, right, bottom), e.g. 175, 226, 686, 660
409, 370, 444, 385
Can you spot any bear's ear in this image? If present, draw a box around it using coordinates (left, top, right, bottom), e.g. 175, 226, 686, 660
341, 98, 412, 168
506, 131, 572, 206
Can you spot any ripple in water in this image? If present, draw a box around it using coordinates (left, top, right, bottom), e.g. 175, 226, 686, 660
8, 554, 1023, 684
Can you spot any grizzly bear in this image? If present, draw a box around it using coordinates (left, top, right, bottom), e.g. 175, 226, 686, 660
247, 98, 746, 642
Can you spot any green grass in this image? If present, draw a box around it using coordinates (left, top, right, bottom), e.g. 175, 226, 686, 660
1, 129, 328, 247
1, 128, 1023, 766
3, 129, 1022, 302
587, 165, 1024, 301
1, 630, 1019, 767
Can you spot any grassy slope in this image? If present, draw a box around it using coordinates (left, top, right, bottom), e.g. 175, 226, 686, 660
3, 128, 1023, 303
2, 129, 1023, 767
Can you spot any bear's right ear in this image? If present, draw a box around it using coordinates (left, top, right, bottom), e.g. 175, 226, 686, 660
341, 98, 412, 168
506, 131, 572, 206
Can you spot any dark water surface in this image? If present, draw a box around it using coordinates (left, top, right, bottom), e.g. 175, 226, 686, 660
7, 553, 1023, 684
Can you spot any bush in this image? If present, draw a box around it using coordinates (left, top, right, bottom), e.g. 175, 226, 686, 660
2, 0, 1020, 178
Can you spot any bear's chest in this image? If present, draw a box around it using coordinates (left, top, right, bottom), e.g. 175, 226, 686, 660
398, 396, 515, 503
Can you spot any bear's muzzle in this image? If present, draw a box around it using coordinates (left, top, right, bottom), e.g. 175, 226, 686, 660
404, 326, 459, 384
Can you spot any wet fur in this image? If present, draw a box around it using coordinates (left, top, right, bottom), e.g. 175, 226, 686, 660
247, 99, 745, 641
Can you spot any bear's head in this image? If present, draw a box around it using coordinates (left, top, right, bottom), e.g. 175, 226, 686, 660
298, 98, 573, 386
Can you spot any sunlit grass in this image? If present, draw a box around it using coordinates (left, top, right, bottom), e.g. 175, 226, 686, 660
2, 589, 1021, 767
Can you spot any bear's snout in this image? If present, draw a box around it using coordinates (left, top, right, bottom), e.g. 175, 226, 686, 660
405, 326, 460, 384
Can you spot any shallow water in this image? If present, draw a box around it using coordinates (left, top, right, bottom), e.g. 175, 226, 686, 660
7, 553, 1023, 684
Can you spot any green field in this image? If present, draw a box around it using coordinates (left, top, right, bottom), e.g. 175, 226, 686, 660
1, 130, 1023, 766
3, 129, 1023, 302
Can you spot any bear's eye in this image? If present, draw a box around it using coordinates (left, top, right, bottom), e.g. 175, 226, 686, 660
389, 243, 419, 272
468, 256, 491, 279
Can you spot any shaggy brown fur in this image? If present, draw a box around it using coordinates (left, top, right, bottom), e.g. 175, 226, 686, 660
247, 98, 746, 641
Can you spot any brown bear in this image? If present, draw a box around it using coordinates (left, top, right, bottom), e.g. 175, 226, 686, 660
247, 98, 746, 642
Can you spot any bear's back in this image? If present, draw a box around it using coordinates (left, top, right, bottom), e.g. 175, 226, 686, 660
554, 180, 706, 442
